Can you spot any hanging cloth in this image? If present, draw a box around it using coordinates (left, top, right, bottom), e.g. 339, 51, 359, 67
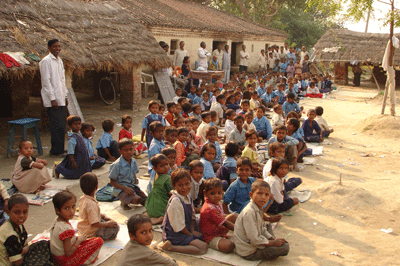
4, 52, 30, 65
0, 53, 21, 68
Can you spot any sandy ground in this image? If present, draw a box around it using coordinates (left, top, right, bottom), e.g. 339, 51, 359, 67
1, 85, 400, 266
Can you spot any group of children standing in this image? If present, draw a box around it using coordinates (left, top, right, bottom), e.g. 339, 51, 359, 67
0, 68, 334, 265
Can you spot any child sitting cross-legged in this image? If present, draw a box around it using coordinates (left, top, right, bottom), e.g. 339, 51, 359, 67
315, 106, 334, 138
222, 157, 256, 214
253, 105, 272, 140
158, 169, 208, 255
110, 138, 147, 210
286, 118, 309, 163
266, 158, 300, 214
199, 178, 238, 254
228, 115, 247, 151
145, 154, 173, 225
119, 114, 133, 140
305, 82, 323, 98
216, 141, 240, 191
200, 143, 217, 180
96, 119, 120, 162
56, 115, 91, 179
117, 214, 178, 266
174, 127, 199, 167
188, 160, 204, 213
78, 173, 120, 240
282, 92, 301, 118
12, 140, 51, 193
50, 191, 103, 265
302, 109, 323, 143
234, 180, 289, 261
205, 126, 222, 171
81, 123, 106, 170
268, 125, 299, 171
242, 130, 263, 178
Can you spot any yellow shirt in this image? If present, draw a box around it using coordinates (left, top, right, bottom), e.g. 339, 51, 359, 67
77, 194, 102, 237
242, 146, 258, 163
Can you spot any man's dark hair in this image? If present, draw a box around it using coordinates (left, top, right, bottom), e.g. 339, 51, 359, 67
48, 39, 59, 47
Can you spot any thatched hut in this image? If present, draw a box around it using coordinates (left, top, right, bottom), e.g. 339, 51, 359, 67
314, 29, 400, 84
118, 0, 287, 72
1, 0, 171, 118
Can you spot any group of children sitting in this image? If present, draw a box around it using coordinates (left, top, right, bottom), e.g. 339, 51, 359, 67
0, 69, 335, 265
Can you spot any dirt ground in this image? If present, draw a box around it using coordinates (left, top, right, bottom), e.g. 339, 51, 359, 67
1, 84, 400, 266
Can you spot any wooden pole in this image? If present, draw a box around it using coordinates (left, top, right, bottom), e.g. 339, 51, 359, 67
367, 64, 381, 91
389, 0, 396, 116
365, 9, 371, 33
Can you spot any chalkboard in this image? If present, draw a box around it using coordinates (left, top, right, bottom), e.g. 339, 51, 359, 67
67, 87, 85, 123
153, 71, 175, 103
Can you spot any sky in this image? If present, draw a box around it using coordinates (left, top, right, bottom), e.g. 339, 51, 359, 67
343, 1, 400, 33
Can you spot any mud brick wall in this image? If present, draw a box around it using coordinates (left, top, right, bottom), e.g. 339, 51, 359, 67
119, 67, 142, 110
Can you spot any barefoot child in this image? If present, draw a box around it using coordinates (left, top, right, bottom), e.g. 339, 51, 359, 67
266, 158, 300, 214
78, 173, 119, 240
286, 118, 309, 163
145, 154, 172, 225
159, 169, 208, 255
96, 119, 120, 162
234, 180, 289, 260
81, 123, 106, 170
119, 115, 133, 140
147, 121, 166, 186
242, 130, 263, 178
56, 115, 91, 179
118, 214, 178, 265
200, 178, 237, 253
12, 140, 51, 193
110, 138, 147, 210
50, 191, 103, 265
223, 157, 256, 214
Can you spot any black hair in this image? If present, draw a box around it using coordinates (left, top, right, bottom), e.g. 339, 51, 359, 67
241, 99, 250, 106
183, 56, 190, 63
286, 111, 299, 119
273, 104, 281, 112
201, 112, 211, 119
309, 82, 315, 87
225, 141, 239, 157
206, 126, 218, 136
80, 172, 98, 195
210, 110, 217, 117
287, 92, 295, 99
192, 104, 201, 112
287, 118, 300, 131
173, 116, 184, 126
67, 115, 81, 126
216, 94, 225, 102
147, 100, 159, 110
48, 39, 59, 47
122, 114, 132, 125
177, 97, 186, 104
127, 214, 152, 236
8, 194, 28, 210
159, 41, 166, 47
189, 159, 204, 172
245, 129, 258, 139
315, 106, 324, 116
19, 140, 32, 149
200, 142, 216, 157
307, 109, 317, 115
171, 168, 191, 186
257, 105, 266, 113
166, 101, 176, 109
203, 177, 223, 192
118, 138, 134, 149
234, 115, 244, 122
226, 109, 236, 118
53, 191, 76, 212
237, 157, 252, 169
227, 94, 235, 103
245, 111, 254, 118
270, 157, 289, 176
161, 146, 177, 157
149, 121, 164, 133
268, 142, 286, 157
81, 123, 95, 134
159, 105, 165, 111
150, 154, 168, 168
182, 102, 192, 113
251, 180, 270, 193
102, 119, 114, 132
275, 125, 287, 132
242, 91, 251, 100
165, 126, 178, 135
177, 126, 189, 135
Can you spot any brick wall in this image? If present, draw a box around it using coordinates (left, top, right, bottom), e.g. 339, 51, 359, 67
120, 67, 142, 110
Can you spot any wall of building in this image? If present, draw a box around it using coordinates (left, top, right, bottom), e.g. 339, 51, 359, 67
151, 31, 284, 73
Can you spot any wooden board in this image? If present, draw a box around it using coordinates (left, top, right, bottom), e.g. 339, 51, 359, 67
153, 71, 175, 103
67, 87, 85, 123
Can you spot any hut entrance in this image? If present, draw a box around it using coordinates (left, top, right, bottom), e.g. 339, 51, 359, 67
212, 41, 227, 52
0, 77, 12, 118
231, 41, 243, 67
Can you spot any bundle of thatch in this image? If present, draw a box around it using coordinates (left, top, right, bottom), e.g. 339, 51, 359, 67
0, 0, 171, 79
314, 29, 400, 65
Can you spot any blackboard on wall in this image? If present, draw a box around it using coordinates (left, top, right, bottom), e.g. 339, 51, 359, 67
153, 71, 175, 104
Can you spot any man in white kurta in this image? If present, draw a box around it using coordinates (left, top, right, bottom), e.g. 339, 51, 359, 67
222, 45, 231, 83
257, 50, 267, 71
39, 39, 68, 155
212, 44, 223, 70
197, 41, 211, 70
173, 41, 189, 67
239, 45, 250, 72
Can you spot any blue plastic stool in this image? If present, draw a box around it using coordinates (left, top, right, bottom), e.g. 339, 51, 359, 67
7, 118, 43, 158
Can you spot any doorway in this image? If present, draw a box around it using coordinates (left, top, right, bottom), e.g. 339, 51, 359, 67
231, 42, 243, 67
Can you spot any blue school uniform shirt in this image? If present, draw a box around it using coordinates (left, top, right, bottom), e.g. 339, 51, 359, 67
209, 122, 216, 127
252, 116, 272, 140
200, 157, 215, 179
282, 101, 301, 117
109, 156, 139, 197
205, 140, 222, 163
83, 137, 96, 166
285, 89, 297, 97
290, 129, 305, 143
301, 118, 321, 137
293, 84, 299, 93
279, 62, 288, 73
193, 96, 203, 105
147, 138, 166, 173
272, 90, 285, 103
223, 177, 255, 213
187, 93, 196, 101
260, 92, 273, 103
141, 113, 166, 129
267, 135, 299, 151
301, 80, 310, 90
96, 132, 113, 149
287, 52, 296, 63
223, 156, 238, 180
257, 85, 266, 96
67, 132, 81, 154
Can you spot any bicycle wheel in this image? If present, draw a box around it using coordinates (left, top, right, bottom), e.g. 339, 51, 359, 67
98, 77, 116, 105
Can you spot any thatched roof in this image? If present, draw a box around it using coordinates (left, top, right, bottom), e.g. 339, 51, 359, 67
118, 0, 287, 39
0, 0, 171, 79
314, 29, 400, 65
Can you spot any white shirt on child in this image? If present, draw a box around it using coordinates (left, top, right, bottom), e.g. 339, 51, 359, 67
210, 102, 224, 125
315, 116, 330, 132
243, 121, 256, 131
271, 113, 284, 132
225, 120, 235, 137
265, 174, 284, 204
167, 191, 196, 232
189, 177, 202, 202
307, 86, 319, 94
197, 121, 211, 144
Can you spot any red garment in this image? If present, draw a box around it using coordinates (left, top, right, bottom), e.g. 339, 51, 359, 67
174, 140, 186, 166
199, 198, 228, 243
304, 93, 323, 98
52, 237, 103, 266
165, 112, 174, 126
0, 53, 21, 68
119, 128, 132, 140
182, 112, 189, 118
